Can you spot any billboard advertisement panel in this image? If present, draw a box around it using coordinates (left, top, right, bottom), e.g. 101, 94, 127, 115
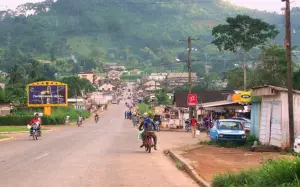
27, 81, 68, 107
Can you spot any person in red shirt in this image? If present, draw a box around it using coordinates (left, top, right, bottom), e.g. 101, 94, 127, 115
29, 114, 42, 136
190, 116, 197, 138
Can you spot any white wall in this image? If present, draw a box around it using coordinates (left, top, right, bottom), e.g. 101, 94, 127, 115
260, 92, 300, 149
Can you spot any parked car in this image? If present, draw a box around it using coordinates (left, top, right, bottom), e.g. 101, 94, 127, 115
233, 119, 251, 133
111, 100, 118, 104
293, 135, 300, 155
233, 117, 251, 122
209, 119, 247, 142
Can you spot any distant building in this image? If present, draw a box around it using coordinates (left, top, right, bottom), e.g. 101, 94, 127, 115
110, 65, 126, 71
149, 73, 168, 81
78, 72, 95, 84
167, 72, 197, 88
99, 83, 115, 92
0, 102, 11, 116
132, 69, 142, 75
107, 70, 121, 81
143, 80, 160, 87
0, 71, 9, 79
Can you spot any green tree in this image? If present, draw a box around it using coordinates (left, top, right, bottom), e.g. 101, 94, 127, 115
198, 72, 221, 90
61, 76, 95, 97
226, 68, 246, 90
212, 15, 279, 90
212, 15, 279, 53
252, 44, 287, 87
28, 59, 42, 82
293, 69, 300, 90
8, 64, 25, 86
5, 84, 27, 104
155, 89, 171, 105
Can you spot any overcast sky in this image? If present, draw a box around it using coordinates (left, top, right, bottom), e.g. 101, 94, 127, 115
0, 0, 299, 12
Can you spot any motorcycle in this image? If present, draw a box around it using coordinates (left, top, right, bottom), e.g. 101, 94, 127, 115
154, 121, 160, 132
144, 135, 154, 153
185, 120, 191, 132
77, 118, 83, 127
95, 116, 99, 123
30, 123, 41, 140
198, 122, 207, 132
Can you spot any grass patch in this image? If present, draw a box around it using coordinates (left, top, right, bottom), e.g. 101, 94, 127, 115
200, 134, 258, 148
0, 135, 8, 139
212, 158, 300, 187
0, 126, 50, 132
176, 160, 185, 170
120, 74, 142, 82
0, 126, 27, 132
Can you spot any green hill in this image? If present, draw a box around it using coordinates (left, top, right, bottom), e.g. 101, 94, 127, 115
0, 0, 299, 73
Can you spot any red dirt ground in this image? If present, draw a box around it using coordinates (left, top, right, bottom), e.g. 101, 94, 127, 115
183, 145, 289, 182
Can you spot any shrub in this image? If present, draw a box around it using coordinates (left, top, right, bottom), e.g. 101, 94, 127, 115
0, 115, 64, 126
201, 134, 258, 148
0, 107, 91, 126
212, 158, 300, 187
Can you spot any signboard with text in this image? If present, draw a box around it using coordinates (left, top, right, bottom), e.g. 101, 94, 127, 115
27, 81, 68, 107
187, 94, 197, 107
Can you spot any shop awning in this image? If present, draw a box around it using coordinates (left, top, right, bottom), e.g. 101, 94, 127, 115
200, 100, 244, 111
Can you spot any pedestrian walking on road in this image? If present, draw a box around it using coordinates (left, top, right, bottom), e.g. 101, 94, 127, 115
132, 115, 137, 127
190, 116, 197, 138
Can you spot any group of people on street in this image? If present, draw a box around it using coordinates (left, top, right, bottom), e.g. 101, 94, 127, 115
188, 115, 212, 138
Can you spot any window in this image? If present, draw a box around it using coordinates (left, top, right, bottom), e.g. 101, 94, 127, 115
217, 121, 243, 130
243, 122, 251, 129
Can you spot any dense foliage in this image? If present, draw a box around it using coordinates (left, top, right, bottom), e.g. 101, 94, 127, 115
0, 0, 299, 75
212, 158, 300, 187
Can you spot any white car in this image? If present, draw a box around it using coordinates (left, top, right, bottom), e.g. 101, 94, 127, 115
111, 100, 118, 104
293, 135, 300, 154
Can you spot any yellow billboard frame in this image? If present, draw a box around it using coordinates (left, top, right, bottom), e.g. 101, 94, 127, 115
27, 81, 68, 115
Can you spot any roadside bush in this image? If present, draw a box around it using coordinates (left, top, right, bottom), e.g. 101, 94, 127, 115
0, 115, 64, 126
0, 107, 90, 126
200, 134, 258, 148
212, 158, 300, 187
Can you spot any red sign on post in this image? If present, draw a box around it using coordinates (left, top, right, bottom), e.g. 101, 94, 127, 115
187, 94, 197, 106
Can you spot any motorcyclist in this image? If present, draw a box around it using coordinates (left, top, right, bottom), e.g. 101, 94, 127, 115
29, 114, 41, 136
138, 113, 157, 150
77, 116, 83, 125
95, 113, 99, 122
153, 114, 161, 126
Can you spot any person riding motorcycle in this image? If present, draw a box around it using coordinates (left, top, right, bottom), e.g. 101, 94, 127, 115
77, 116, 83, 125
95, 113, 99, 122
138, 113, 157, 150
29, 114, 41, 136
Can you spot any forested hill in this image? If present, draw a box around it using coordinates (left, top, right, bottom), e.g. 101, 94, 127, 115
0, 0, 299, 72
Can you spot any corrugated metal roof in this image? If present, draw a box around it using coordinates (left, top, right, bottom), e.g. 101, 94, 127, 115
173, 90, 234, 108
252, 85, 300, 94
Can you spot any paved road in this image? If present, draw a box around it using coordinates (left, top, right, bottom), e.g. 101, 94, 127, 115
0, 103, 198, 187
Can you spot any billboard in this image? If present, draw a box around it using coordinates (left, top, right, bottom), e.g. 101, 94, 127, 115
231, 91, 251, 103
27, 81, 68, 107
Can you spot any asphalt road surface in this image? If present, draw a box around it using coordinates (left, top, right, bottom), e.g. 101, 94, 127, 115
0, 103, 197, 187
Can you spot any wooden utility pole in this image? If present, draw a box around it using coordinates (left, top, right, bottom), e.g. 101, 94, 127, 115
283, 0, 294, 147
187, 37, 193, 119
179, 36, 200, 119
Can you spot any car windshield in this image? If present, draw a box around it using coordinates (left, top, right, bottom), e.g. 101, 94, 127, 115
218, 121, 243, 130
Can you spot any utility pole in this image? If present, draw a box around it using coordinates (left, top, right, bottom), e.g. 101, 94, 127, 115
187, 37, 193, 119
282, 0, 294, 148
178, 37, 200, 119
